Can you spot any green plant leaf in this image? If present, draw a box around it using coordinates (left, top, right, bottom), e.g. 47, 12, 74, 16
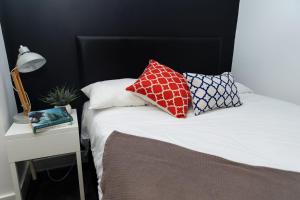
39, 85, 80, 106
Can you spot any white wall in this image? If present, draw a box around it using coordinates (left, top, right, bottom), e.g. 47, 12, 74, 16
232, 0, 300, 105
0, 23, 17, 199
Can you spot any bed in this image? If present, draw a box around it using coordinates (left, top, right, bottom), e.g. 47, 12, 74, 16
77, 36, 300, 199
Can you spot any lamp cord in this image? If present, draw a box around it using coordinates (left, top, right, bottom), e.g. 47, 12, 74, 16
11, 86, 32, 112
46, 161, 75, 182
11, 67, 18, 91
25, 91, 31, 110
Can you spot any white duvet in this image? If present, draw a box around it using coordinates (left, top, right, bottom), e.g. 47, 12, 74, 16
81, 91, 300, 199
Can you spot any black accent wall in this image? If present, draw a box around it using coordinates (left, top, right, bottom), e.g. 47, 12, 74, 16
0, 0, 240, 111
0, 2, 3, 20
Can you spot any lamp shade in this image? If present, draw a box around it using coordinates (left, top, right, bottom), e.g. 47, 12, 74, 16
16, 45, 46, 73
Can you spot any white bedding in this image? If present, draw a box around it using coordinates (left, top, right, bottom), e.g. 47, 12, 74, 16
81, 92, 300, 199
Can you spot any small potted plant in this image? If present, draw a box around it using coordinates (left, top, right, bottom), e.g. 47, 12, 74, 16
40, 85, 80, 114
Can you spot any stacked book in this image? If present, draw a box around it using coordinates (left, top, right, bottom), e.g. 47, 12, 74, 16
29, 107, 73, 133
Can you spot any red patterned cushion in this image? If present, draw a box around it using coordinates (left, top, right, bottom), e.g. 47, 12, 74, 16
126, 60, 190, 118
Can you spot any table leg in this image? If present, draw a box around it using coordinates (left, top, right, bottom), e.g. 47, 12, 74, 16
76, 151, 85, 200
10, 162, 22, 200
29, 160, 37, 180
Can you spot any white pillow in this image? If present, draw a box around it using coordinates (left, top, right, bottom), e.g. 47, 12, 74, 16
81, 78, 148, 109
236, 82, 253, 94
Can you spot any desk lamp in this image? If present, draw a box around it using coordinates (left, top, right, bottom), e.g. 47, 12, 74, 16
11, 45, 46, 123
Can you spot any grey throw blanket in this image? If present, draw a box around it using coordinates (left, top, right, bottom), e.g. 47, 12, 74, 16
101, 132, 300, 200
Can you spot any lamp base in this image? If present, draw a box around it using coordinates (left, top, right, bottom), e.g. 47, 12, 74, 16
13, 113, 30, 124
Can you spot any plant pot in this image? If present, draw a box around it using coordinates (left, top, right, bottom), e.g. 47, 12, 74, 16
55, 104, 72, 114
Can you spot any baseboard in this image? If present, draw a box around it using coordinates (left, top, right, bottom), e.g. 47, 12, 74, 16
0, 192, 15, 200
0, 162, 31, 200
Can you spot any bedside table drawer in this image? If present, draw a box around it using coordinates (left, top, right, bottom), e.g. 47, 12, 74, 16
6, 130, 80, 162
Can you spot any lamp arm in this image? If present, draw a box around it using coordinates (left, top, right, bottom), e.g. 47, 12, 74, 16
11, 67, 31, 116
10, 66, 18, 91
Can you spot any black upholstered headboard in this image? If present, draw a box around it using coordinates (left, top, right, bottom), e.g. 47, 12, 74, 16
77, 36, 229, 88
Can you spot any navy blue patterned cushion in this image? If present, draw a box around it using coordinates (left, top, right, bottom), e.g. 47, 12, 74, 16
183, 72, 242, 115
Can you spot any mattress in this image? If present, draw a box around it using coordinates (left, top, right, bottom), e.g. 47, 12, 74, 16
81, 92, 300, 199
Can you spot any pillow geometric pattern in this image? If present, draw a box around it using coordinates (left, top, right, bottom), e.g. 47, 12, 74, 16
183, 72, 242, 115
126, 60, 191, 118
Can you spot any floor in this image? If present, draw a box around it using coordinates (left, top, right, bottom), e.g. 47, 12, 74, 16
26, 153, 98, 200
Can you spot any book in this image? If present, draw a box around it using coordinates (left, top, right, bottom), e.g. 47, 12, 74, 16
33, 121, 73, 133
29, 107, 73, 133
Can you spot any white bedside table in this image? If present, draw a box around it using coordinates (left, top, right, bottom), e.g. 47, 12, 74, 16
5, 109, 85, 200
